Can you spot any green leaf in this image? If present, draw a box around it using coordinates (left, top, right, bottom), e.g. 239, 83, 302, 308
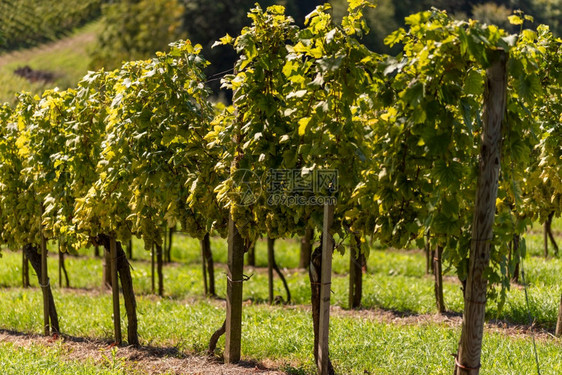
463, 70, 483, 96
460, 99, 473, 132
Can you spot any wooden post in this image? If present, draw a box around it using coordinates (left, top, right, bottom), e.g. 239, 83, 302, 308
22, 249, 30, 288
22, 250, 26, 287
167, 228, 174, 262
225, 214, 245, 364
454, 49, 507, 375
201, 233, 215, 296
58, 242, 62, 288
61, 252, 69, 288
317, 203, 334, 375
546, 212, 559, 256
268, 237, 274, 304
110, 236, 122, 344
23, 244, 59, 332
555, 296, 562, 337
103, 250, 112, 289
100, 235, 138, 345
163, 230, 167, 262
156, 243, 164, 296
40, 233, 50, 336
434, 245, 445, 313
151, 244, 155, 294
201, 238, 208, 295
424, 232, 431, 275
58, 251, 62, 288
544, 220, 549, 257
349, 245, 357, 309
203, 233, 216, 296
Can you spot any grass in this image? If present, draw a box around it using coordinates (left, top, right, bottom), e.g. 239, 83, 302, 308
524, 216, 562, 258
1, 230, 561, 327
0, 225, 560, 374
0, 20, 101, 104
0, 288, 560, 374
0, 339, 129, 375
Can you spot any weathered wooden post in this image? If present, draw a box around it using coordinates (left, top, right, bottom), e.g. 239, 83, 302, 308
434, 245, 445, 313
454, 49, 507, 375
224, 215, 245, 363
268, 237, 275, 304
22, 248, 30, 288
151, 244, 155, 294
40, 232, 50, 336
556, 296, 562, 337
201, 238, 208, 295
317, 203, 334, 375
110, 235, 122, 344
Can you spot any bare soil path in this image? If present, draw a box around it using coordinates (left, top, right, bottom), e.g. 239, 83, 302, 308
0, 329, 286, 375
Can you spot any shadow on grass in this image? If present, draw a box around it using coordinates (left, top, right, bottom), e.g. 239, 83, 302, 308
0, 328, 290, 373
347, 304, 462, 319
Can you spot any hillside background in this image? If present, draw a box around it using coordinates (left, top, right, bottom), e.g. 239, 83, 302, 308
0, 0, 560, 103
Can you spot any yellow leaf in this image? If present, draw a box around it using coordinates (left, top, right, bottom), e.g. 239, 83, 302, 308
380, 107, 397, 121
17, 117, 25, 131
508, 15, 523, 25
221, 33, 234, 44
298, 117, 311, 136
